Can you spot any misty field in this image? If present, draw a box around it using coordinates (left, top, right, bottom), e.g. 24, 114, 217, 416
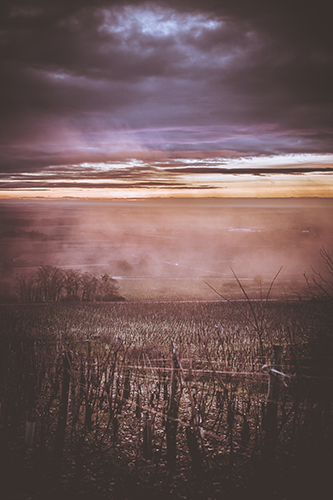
0, 299, 332, 500
1, 198, 333, 302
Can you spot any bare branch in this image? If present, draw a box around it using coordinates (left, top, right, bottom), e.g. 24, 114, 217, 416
265, 266, 283, 303
203, 281, 230, 302
230, 268, 263, 357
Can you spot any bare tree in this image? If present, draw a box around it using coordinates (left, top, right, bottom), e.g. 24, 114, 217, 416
303, 246, 333, 300
14, 267, 122, 303
62, 268, 82, 301
15, 272, 39, 302
37, 265, 64, 302
98, 273, 120, 301
81, 272, 98, 301
205, 267, 282, 358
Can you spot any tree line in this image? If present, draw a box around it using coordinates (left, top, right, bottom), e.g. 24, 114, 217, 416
15, 265, 124, 303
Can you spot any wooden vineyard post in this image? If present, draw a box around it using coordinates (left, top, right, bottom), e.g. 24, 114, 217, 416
53, 350, 72, 478
25, 359, 36, 448
112, 416, 119, 443
136, 386, 142, 419
166, 343, 181, 471
143, 411, 153, 460
264, 344, 283, 461
186, 408, 204, 476
24, 420, 36, 448
227, 401, 234, 473
162, 356, 168, 402
123, 365, 131, 402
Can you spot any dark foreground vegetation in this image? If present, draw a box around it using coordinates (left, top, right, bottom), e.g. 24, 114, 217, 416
0, 297, 332, 500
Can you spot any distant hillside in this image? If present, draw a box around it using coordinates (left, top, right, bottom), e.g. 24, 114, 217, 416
0, 230, 49, 241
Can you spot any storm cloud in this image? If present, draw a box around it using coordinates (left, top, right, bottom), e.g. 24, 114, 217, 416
0, 0, 332, 177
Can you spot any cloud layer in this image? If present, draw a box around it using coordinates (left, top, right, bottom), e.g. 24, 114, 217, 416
0, 0, 332, 180
1, 154, 332, 198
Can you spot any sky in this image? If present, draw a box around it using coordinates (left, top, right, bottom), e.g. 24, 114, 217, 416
0, 0, 333, 198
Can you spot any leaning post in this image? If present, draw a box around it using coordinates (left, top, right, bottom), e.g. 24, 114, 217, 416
166, 343, 181, 471
264, 344, 283, 461
53, 350, 72, 479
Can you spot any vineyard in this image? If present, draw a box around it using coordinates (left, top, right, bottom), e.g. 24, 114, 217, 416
0, 299, 332, 500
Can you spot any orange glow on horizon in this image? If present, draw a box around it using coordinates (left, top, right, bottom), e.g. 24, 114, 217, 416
1, 155, 332, 199
0, 176, 332, 199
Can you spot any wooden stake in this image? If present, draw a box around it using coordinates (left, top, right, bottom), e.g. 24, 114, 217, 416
53, 350, 72, 478
166, 343, 181, 471
143, 412, 153, 460
265, 345, 283, 461
24, 420, 36, 448
186, 423, 203, 476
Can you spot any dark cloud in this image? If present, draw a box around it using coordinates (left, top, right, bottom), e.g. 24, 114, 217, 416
0, 0, 332, 176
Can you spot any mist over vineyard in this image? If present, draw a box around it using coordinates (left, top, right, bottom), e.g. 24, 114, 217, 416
1, 198, 333, 300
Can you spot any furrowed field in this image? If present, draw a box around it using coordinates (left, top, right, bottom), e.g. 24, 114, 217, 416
1, 299, 332, 500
